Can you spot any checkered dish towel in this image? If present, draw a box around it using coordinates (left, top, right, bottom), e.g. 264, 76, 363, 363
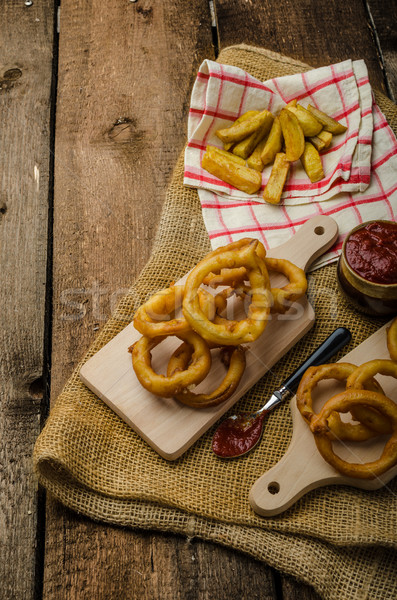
184, 59, 397, 269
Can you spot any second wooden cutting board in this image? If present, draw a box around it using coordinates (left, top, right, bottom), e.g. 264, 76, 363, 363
80, 215, 338, 459
249, 320, 397, 516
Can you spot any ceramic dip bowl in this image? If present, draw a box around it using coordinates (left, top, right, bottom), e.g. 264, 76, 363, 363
337, 220, 397, 316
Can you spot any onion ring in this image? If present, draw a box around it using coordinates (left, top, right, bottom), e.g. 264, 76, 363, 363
264, 257, 307, 313
296, 363, 386, 441
345, 359, 396, 435
347, 359, 397, 390
202, 238, 266, 292
167, 345, 246, 408
134, 285, 220, 338
203, 238, 260, 260
182, 239, 271, 346
203, 256, 307, 314
387, 317, 397, 362
130, 331, 211, 397
203, 267, 247, 289
309, 389, 397, 479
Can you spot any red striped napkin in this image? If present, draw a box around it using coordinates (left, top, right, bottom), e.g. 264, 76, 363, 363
184, 60, 397, 269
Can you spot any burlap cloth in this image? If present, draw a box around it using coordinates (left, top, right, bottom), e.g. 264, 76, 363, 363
34, 45, 397, 600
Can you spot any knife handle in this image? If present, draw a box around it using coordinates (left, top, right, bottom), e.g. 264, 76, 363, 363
282, 327, 352, 394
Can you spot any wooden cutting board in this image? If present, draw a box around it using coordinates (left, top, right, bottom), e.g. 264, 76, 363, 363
80, 215, 338, 460
249, 320, 397, 516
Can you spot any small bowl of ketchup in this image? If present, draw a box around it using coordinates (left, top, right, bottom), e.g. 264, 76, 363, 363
337, 220, 397, 316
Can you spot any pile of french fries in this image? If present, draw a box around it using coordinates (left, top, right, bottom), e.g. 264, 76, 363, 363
201, 101, 347, 204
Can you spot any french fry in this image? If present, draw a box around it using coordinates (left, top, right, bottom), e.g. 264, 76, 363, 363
203, 100, 341, 198
246, 136, 268, 171
263, 153, 290, 204
215, 110, 273, 144
223, 111, 260, 151
309, 130, 333, 151
308, 135, 326, 152
279, 109, 305, 161
232, 113, 274, 159
286, 105, 322, 137
260, 116, 283, 166
202, 148, 262, 194
307, 105, 347, 134
317, 129, 333, 147
206, 145, 246, 166
300, 142, 324, 182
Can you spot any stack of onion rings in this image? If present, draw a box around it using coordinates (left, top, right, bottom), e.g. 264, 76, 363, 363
296, 322, 397, 478
296, 362, 387, 442
182, 239, 272, 346
130, 238, 307, 408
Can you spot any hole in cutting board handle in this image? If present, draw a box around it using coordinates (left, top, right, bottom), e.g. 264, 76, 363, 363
267, 481, 280, 495
314, 226, 325, 235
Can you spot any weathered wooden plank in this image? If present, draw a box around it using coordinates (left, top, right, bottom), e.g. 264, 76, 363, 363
45, 503, 279, 600
0, 1, 55, 598
215, 0, 387, 93
43, 0, 281, 598
366, 0, 397, 100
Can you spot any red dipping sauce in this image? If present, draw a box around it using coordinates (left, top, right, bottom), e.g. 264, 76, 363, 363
344, 221, 397, 285
212, 414, 264, 458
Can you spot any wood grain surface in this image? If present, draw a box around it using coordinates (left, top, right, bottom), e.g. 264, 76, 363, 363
216, 0, 388, 92
0, 2, 55, 599
1, 0, 396, 599
366, 0, 397, 101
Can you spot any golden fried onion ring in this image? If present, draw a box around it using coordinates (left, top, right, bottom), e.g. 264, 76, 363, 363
347, 359, 397, 389
296, 363, 387, 441
265, 257, 307, 313
387, 317, 397, 362
183, 239, 271, 346
167, 345, 246, 408
202, 238, 267, 289
204, 237, 259, 259
310, 389, 397, 479
130, 331, 211, 397
344, 359, 397, 434
203, 256, 307, 314
134, 285, 221, 338
203, 266, 247, 289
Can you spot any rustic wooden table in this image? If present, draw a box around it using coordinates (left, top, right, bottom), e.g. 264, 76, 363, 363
1, 1, 396, 599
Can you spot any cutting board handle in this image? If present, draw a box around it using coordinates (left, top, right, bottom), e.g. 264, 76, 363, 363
267, 215, 339, 271
248, 417, 341, 516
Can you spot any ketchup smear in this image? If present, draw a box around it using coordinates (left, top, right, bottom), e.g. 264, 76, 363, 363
345, 221, 397, 285
212, 414, 265, 457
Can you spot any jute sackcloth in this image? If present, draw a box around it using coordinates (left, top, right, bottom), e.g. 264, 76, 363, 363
33, 45, 397, 600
